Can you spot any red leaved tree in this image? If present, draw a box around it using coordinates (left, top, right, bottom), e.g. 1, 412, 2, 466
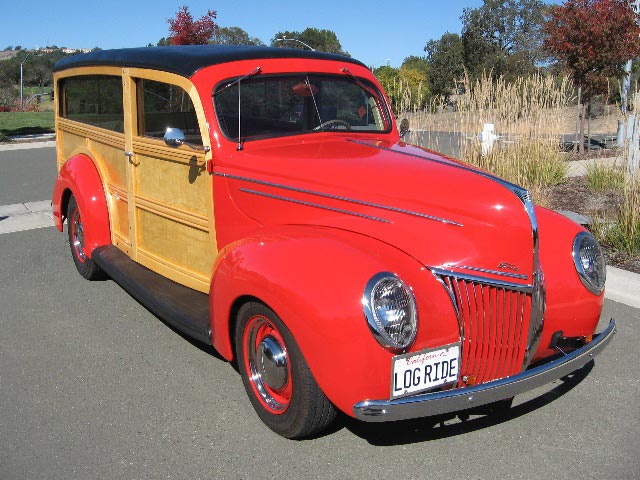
544, 0, 640, 153
168, 6, 218, 45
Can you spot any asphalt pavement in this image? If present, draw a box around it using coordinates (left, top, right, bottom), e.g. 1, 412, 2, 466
1, 142, 639, 479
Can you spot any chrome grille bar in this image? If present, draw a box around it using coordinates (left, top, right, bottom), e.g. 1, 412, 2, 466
431, 268, 538, 386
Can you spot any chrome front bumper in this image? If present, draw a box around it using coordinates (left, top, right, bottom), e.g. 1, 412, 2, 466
353, 319, 616, 422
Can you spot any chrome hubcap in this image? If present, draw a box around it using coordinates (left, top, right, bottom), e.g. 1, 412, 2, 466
245, 315, 292, 413
257, 336, 288, 391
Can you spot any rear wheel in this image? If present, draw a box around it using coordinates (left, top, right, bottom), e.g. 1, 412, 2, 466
67, 195, 104, 280
235, 302, 336, 439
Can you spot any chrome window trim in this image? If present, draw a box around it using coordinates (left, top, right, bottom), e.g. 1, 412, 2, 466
216, 172, 463, 227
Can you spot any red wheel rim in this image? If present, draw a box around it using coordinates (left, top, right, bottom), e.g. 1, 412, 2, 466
243, 314, 292, 414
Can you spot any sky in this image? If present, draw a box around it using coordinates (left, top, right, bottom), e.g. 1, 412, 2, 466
1, 0, 494, 67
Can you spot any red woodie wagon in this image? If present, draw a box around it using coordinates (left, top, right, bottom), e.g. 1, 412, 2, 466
51, 46, 615, 438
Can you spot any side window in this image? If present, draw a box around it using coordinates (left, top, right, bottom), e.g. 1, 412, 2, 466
137, 79, 202, 145
60, 75, 124, 133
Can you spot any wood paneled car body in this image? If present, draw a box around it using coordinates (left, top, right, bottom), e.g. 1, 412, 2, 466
52, 46, 615, 438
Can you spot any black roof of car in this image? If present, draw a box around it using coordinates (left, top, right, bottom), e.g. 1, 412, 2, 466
53, 45, 367, 77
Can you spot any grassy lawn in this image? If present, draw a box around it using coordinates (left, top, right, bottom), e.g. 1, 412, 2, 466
0, 111, 55, 139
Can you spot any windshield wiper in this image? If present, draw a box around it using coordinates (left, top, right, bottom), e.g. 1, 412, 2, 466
213, 66, 262, 96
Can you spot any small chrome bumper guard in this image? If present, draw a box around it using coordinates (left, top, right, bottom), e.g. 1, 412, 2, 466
353, 319, 616, 422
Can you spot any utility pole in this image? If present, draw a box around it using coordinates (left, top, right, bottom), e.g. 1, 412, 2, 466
20, 52, 31, 110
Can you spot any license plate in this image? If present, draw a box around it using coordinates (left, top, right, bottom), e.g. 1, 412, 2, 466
391, 343, 460, 399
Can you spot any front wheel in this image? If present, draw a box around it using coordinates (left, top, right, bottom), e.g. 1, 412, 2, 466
235, 302, 336, 439
67, 195, 104, 280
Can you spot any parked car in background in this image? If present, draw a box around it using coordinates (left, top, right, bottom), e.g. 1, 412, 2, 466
52, 46, 615, 438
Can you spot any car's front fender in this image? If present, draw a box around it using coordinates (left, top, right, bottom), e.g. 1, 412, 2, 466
209, 225, 460, 415
533, 207, 604, 361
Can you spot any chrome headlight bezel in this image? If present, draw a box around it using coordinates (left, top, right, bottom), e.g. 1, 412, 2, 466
362, 272, 418, 352
572, 231, 606, 295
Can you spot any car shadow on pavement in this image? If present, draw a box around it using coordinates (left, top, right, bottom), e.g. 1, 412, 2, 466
342, 361, 595, 446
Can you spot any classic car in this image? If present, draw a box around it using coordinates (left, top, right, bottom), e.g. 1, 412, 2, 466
51, 45, 615, 438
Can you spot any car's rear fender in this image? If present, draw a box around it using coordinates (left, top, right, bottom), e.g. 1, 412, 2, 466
52, 154, 111, 258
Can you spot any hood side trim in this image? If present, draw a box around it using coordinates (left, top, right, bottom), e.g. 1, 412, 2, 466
239, 188, 391, 223
216, 172, 463, 227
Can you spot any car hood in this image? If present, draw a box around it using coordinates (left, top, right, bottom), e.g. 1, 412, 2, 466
217, 137, 536, 282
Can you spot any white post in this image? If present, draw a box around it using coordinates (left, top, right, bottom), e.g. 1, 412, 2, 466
479, 123, 497, 156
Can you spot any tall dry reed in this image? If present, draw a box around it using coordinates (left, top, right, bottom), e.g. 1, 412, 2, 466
399, 72, 573, 202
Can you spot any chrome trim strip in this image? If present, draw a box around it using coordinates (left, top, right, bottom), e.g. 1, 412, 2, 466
216, 172, 462, 226
430, 267, 533, 293
238, 188, 391, 223
353, 319, 616, 422
449, 265, 529, 280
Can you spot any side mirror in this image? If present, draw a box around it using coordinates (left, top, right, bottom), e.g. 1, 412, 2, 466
399, 118, 410, 138
164, 127, 185, 148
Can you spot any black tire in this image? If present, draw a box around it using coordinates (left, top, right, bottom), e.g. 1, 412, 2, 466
235, 302, 337, 439
67, 195, 104, 280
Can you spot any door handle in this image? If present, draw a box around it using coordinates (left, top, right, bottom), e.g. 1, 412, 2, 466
125, 151, 139, 166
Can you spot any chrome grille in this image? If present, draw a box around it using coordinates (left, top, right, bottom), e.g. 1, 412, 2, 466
432, 268, 544, 386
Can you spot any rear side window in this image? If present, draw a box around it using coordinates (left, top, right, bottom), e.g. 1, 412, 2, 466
59, 75, 124, 133
137, 79, 202, 144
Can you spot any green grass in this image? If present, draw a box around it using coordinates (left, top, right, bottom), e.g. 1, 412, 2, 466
0, 111, 55, 139
586, 161, 625, 193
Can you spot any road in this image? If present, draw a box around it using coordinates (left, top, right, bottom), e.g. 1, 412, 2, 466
1, 146, 639, 479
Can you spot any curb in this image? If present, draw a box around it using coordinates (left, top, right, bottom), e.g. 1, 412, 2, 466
605, 266, 640, 309
0, 139, 56, 151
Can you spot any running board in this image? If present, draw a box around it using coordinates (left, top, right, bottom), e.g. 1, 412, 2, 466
92, 246, 212, 345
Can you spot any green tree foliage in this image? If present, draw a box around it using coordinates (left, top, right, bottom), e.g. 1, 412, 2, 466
424, 32, 464, 99
270, 28, 348, 55
0, 50, 67, 108
374, 60, 430, 113
461, 0, 546, 80
211, 26, 264, 46
399, 56, 430, 109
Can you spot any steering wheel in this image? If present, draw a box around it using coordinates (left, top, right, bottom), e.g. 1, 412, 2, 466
313, 119, 352, 131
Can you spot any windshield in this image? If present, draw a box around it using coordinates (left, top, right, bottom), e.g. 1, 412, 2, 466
213, 74, 391, 141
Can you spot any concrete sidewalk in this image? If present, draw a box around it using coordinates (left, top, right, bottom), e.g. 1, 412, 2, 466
0, 201, 54, 234
0, 137, 55, 151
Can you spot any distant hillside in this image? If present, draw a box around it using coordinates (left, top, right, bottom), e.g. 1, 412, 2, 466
0, 50, 20, 61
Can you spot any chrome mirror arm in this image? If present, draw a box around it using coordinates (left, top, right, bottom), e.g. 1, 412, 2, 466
164, 127, 211, 152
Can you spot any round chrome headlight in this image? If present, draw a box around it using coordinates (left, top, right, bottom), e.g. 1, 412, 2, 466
572, 232, 606, 295
362, 273, 418, 352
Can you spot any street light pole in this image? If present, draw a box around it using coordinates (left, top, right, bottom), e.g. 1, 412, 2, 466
275, 36, 315, 51
20, 52, 31, 110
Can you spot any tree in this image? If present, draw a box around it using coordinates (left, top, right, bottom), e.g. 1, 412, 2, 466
270, 28, 348, 55
461, 0, 546, 79
544, 0, 640, 152
167, 6, 218, 45
212, 26, 264, 46
425, 32, 465, 99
